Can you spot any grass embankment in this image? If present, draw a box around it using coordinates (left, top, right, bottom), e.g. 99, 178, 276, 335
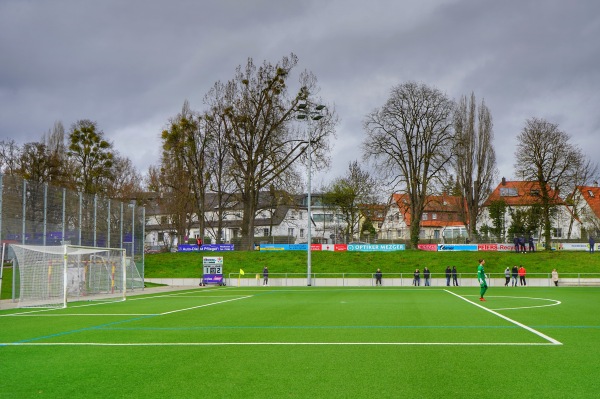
3, 250, 597, 299
143, 250, 600, 278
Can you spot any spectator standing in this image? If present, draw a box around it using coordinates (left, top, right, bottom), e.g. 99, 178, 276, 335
413, 269, 421, 286
590, 236, 595, 253
504, 267, 511, 287
511, 265, 518, 287
452, 266, 459, 286
518, 236, 526, 253
445, 266, 451, 286
513, 236, 520, 253
528, 235, 535, 252
423, 267, 431, 286
375, 268, 383, 286
551, 268, 559, 286
262, 266, 269, 286
518, 265, 527, 286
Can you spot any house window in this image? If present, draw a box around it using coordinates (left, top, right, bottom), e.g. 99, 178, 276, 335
434, 230, 440, 239
500, 187, 518, 197
422, 213, 428, 221
432, 213, 437, 220
299, 212, 303, 220
300, 229, 305, 238
158, 232, 164, 242
288, 228, 294, 237
263, 228, 269, 237
553, 228, 563, 238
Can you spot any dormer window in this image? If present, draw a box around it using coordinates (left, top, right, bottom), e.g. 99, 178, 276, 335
500, 187, 518, 197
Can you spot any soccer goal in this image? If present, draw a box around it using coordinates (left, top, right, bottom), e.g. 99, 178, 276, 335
11, 244, 127, 308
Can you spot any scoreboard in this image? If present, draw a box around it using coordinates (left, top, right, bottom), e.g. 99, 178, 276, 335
202, 256, 224, 285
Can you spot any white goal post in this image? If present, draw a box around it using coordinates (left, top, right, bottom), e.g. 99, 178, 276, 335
11, 244, 127, 308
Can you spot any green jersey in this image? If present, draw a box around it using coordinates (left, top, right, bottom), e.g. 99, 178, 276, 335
477, 264, 486, 283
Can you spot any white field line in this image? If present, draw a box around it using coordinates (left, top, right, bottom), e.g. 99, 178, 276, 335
444, 289, 562, 345
159, 295, 253, 315
0, 341, 559, 347
1, 288, 247, 317
3, 313, 159, 317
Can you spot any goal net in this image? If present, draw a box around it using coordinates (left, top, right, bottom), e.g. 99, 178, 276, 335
11, 244, 126, 308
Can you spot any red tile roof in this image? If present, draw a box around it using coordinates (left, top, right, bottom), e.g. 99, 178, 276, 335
483, 180, 564, 207
577, 185, 600, 219
392, 193, 466, 228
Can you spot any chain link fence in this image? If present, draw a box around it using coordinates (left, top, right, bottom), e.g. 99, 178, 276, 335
0, 174, 145, 291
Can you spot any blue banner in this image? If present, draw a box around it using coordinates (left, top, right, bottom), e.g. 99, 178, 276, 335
202, 274, 224, 284
178, 244, 198, 252
437, 244, 479, 252
260, 244, 308, 251
178, 244, 235, 252
347, 243, 406, 252
201, 244, 234, 251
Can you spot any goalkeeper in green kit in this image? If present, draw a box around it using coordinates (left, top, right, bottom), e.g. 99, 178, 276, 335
477, 259, 488, 301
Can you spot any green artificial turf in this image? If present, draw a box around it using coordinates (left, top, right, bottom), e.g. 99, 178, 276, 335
1, 286, 599, 398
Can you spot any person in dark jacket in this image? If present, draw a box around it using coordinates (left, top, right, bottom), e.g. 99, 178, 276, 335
262, 266, 269, 286
375, 268, 382, 286
445, 266, 451, 286
413, 269, 421, 286
528, 235, 535, 252
518, 236, 526, 253
511, 265, 518, 287
452, 266, 459, 286
423, 267, 431, 286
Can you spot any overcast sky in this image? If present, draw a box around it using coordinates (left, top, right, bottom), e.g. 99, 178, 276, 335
1, 0, 599, 190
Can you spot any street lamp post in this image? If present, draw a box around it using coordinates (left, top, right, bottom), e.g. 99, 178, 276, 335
297, 102, 326, 286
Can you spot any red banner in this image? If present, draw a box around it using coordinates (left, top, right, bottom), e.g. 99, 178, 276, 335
477, 244, 498, 251
417, 244, 438, 251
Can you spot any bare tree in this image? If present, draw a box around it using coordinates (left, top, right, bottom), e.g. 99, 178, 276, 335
323, 161, 378, 242
158, 102, 201, 246
203, 85, 242, 243
514, 118, 588, 248
453, 92, 497, 242
209, 54, 336, 250
564, 158, 598, 238
363, 81, 455, 248
0, 139, 22, 175
161, 100, 215, 244
107, 154, 144, 201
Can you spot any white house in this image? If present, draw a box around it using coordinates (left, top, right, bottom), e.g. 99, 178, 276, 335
478, 178, 582, 242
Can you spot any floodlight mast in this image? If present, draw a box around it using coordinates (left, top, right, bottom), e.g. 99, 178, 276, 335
296, 101, 326, 286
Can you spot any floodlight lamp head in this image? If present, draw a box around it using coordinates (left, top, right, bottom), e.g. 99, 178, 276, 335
297, 114, 307, 120
311, 115, 323, 120
315, 104, 326, 110
297, 103, 307, 110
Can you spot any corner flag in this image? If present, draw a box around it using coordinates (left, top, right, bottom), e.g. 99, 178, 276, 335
239, 269, 245, 275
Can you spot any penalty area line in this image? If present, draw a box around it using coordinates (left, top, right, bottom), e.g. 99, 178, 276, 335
444, 289, 562, 345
